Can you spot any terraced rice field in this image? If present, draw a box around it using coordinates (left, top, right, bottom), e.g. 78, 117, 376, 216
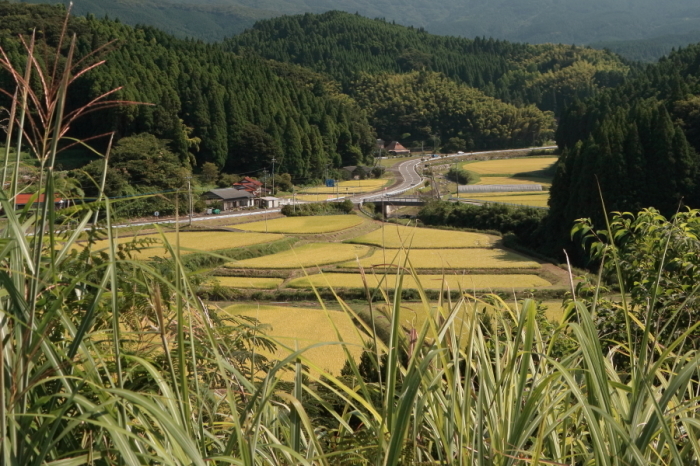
347, 224, 495, 248
90, 231, 285, 259
226, 243, 371, 269
236, 215, 364, 234
462, 191, 550, 207
223, 304, 364, 376
475, 176, 552, 188
292, 194, 340, 202
300, 179, 389, 194
462, 157, 558, 175
287, 272, 551, 290
211, 276, 284, 289
340, 248, 540, 270
371, 298, 562, 337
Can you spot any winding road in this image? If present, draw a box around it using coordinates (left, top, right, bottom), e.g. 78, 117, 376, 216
117, 146, 555, 228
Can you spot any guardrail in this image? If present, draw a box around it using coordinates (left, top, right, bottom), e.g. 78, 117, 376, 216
455, 198, 549, 210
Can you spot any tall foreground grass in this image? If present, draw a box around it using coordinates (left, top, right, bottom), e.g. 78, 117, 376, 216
2, 16, 700, 465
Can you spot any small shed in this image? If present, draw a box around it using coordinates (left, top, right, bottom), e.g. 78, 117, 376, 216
202, 188, 254, 211
258, 196, 280, 209
385, 141, 410, 155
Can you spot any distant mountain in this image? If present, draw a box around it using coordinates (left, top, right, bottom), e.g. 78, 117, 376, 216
226, 12, 631, 115
16, 0, 700, 45
590, 31, 700, 62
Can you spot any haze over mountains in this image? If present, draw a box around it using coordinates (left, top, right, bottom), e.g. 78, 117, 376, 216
17, 0, 700, 57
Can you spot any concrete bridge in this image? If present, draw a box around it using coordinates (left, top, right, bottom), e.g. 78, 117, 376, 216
358, 196, 429, 217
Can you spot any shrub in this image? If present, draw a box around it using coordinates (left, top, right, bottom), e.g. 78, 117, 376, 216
281, 200, 354, 216
445, 166, 476, 185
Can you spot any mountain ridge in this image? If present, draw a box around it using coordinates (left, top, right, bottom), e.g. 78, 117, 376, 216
15, 0, 700, 47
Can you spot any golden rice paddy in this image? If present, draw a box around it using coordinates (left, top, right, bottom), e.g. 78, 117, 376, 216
210, 276, 284, 289
300, 179, 389, 194
339, 248, 540, 269
227, 242, 371, 269
287, 272, 551, 290
462, 191, 550, 207
236, 215, 364, 234
292, 194, 341, 202
89, 231, 285, 259
541, 300, 566, 322
347, 224, 495, 248
223, 303, 364, 376
476, 176, 552, 188
463, 157, 558, 175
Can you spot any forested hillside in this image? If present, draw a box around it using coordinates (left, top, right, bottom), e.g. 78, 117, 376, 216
546, 44, 700, 259
353, 72, 554, 148
1, 4, 560, 176
18, 0, 700, 47
227, 11, 631, 115
0, 3, 375, 181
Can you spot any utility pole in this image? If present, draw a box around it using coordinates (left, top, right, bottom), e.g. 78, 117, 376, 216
187, 176, 193, 226
293, 185, 296, 213
271, 157, 276, 195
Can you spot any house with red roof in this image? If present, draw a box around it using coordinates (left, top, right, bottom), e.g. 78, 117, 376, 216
13, 193, 65, 209
232, 176, 265, 196
384, 141, 411, 155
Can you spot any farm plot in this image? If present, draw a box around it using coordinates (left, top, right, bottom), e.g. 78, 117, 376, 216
475, 176, 552, 188
347, 224, 495, 248
226, 243, 371, 269
463, 191, 550, 207
210, 276, 284, 289
236, 215, 364, 234
300, 179, 389, 194
462, 157, 558, 176
339, 248, 540, 270
288, 273, 551, 290
89, 231, 285, 259
292, 194, 339, 202
369, 298, 560, 338
223, 304, 364, 377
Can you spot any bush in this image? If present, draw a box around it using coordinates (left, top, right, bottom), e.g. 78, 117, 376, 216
281, 200, 354, 216
217, 173, 241, 187
445, 167, 476, 185
371, 166, 386, 178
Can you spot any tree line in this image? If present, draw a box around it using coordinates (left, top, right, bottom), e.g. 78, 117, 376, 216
547, 43, 700, 262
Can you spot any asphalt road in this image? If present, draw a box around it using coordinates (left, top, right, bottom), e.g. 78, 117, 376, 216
116, 145, 556, 227
360, 145, 557, 202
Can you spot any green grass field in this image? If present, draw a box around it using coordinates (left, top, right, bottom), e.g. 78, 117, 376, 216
210, 276, 284, 289
236, 215, 364, 234
287, 272, 551, 290
226, 242, 371, 269
340, 248, 540, 270
222, 303, 364, 376
347, 224, 495, 248
89, 231, 285, 259
462, 157, 558, 175
462, 191, 550, 207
